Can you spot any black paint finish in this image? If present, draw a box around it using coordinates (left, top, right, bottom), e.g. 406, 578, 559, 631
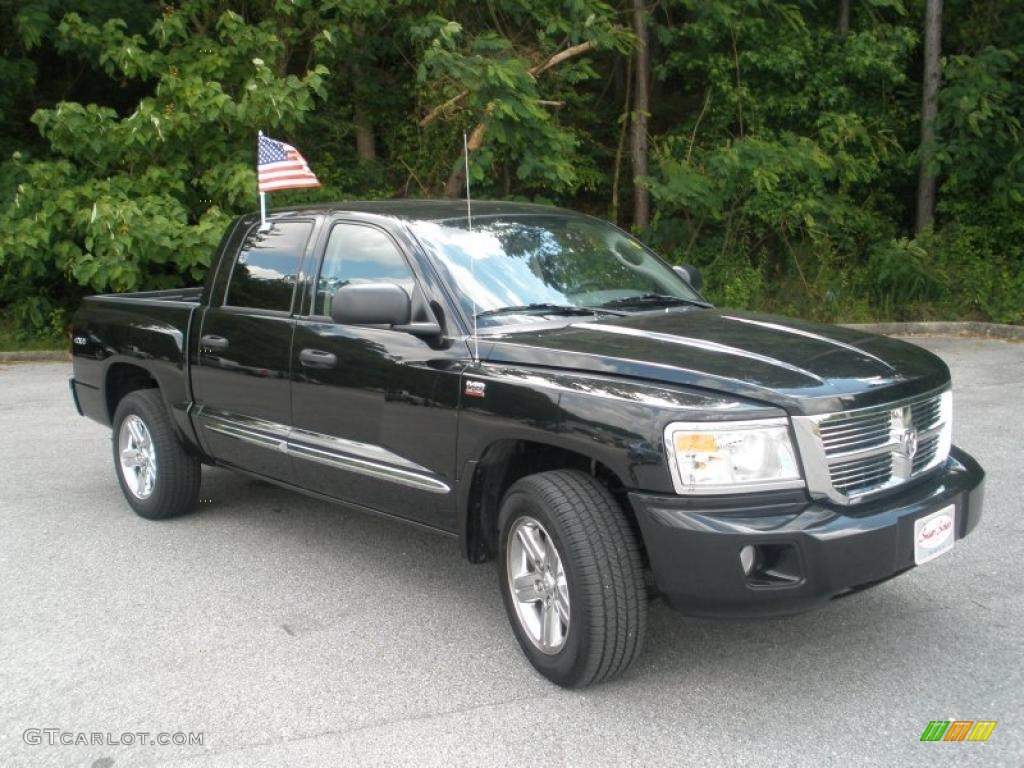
289, 319, 463, 528
631, 447, 985, 617
191, 307, 297, 482
68, 201, 985, 618
480, 309, 951, 416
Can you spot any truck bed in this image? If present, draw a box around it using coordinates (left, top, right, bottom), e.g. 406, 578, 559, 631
71, 288, 203, 430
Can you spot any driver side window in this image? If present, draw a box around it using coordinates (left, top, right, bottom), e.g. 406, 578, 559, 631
314, 224, 415, 316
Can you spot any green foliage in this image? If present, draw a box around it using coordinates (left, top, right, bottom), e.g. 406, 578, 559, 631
0, 1, 331, 330
0, 0, 1021, 344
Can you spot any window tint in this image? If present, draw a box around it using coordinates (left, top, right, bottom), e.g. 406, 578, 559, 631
315, 224, 414, 316
225, 222, 312, 311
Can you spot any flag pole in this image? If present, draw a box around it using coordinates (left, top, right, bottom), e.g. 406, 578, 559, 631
257, 130, 268, 230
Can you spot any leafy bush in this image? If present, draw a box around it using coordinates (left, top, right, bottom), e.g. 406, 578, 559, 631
0, 0, 1021, 348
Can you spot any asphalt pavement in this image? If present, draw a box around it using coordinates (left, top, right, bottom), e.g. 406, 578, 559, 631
0, 336, 1021, 767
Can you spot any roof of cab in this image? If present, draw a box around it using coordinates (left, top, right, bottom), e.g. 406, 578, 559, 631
261, 199, 582, 223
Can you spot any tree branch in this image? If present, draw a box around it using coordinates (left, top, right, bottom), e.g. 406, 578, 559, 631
530, 39, 597, 77
419, 39, 600, 128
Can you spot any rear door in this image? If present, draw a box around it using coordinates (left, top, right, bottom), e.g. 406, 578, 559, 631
191, 218, 317, 482
289, 219, 463, 530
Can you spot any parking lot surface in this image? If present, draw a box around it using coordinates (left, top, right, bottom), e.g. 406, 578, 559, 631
0, 336, 1021, 767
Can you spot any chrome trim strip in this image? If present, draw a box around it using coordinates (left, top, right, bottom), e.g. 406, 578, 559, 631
574, 323, 826, 384
204, 416, 288, 453
288, 425, 425, 473
196, 408, 450, 494
288, 443, 450, 494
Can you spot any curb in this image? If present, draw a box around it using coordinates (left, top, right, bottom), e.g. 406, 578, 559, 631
843, 321, 1024, 341
0, 350, 70, 362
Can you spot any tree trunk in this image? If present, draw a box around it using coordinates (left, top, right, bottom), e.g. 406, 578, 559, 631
445, 123, 487, 198
350, 51, 377, 164
836, 0, 850, 36
354, 107, 376, 163
611, 55, 633, 225
629, 0, 650, 230
915, 0, 943, 233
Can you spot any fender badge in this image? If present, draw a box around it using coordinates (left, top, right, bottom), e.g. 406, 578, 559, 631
464, 380, 486, 398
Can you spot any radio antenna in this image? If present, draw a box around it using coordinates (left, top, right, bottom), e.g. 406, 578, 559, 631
464, 131, 480, 363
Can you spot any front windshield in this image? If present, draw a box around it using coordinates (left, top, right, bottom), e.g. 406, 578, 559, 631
409, 214, 704, 327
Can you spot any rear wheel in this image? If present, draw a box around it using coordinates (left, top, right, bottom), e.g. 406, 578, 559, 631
497, 470, 647, 687
112, 389, 201, 520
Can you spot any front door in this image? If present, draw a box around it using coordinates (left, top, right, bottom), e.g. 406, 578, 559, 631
289, 221, 462, 530
191, 219, 316, 482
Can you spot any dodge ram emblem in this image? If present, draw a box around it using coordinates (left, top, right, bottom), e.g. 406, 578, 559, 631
894, 406, 918, 460
900, 425, 919, 460
891, 405, 918, 483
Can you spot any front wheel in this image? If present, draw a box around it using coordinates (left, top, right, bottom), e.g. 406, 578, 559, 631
112, 389, 201, 520
497, 470, 648, 687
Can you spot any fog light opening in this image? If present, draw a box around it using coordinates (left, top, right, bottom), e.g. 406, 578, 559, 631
741, 543, 803, 587
739, 545, 757, 576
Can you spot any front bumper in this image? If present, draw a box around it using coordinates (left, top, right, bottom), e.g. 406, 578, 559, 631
630, 446, 985, 618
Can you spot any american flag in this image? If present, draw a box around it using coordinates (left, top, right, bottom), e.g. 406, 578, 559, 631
257, 133, 320, 193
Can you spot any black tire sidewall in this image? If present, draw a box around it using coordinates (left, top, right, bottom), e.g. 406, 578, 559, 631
497, 485, 591, 687
111, 390, 194, 519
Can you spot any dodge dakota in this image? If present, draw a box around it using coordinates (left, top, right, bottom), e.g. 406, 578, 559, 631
69, 201, 985, 687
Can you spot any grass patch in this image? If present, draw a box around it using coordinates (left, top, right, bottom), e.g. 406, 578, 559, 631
0, 318, 66, 351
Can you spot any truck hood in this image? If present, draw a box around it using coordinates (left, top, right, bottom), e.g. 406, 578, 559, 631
478, 309, 950, 416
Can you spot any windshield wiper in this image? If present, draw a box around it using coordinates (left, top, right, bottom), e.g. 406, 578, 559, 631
597, 293, 711, 310
475, 303, 601, 319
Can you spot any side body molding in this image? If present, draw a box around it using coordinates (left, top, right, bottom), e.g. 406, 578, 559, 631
197, 406, 451, 495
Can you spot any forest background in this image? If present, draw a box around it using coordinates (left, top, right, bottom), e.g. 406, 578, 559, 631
1, 0, 1021, 347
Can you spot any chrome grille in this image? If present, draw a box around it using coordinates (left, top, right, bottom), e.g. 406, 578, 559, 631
792, 388, 953, 504
913, 434, 940, 473
829, 452, 893, 495
819, 411, 891, 453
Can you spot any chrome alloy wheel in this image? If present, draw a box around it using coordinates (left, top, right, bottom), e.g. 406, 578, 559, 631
118, 415, 157, 500
506, 516, 571, 655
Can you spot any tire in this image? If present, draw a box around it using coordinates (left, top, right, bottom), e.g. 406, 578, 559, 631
111, 389, 201, 520
497, 470, 647, 687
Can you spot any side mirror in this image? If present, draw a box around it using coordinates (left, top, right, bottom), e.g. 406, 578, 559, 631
330, 283, 442, 338
331, 283, 411, 326
673, 264, 703, 292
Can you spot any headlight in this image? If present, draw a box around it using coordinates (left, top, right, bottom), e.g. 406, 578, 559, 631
664, 418, 804, 494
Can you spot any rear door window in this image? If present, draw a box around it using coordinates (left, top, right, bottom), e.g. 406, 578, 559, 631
225, 222, 313, 312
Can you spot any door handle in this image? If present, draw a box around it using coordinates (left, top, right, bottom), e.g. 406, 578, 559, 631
200, 334, 229, 353
299, 348, 337, 369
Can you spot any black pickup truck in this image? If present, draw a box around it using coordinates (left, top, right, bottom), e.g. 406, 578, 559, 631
69, 200, 984, 687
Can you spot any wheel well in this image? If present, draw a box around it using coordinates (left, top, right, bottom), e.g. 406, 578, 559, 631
106, 363, 158, 423
463, 439, 641, 564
